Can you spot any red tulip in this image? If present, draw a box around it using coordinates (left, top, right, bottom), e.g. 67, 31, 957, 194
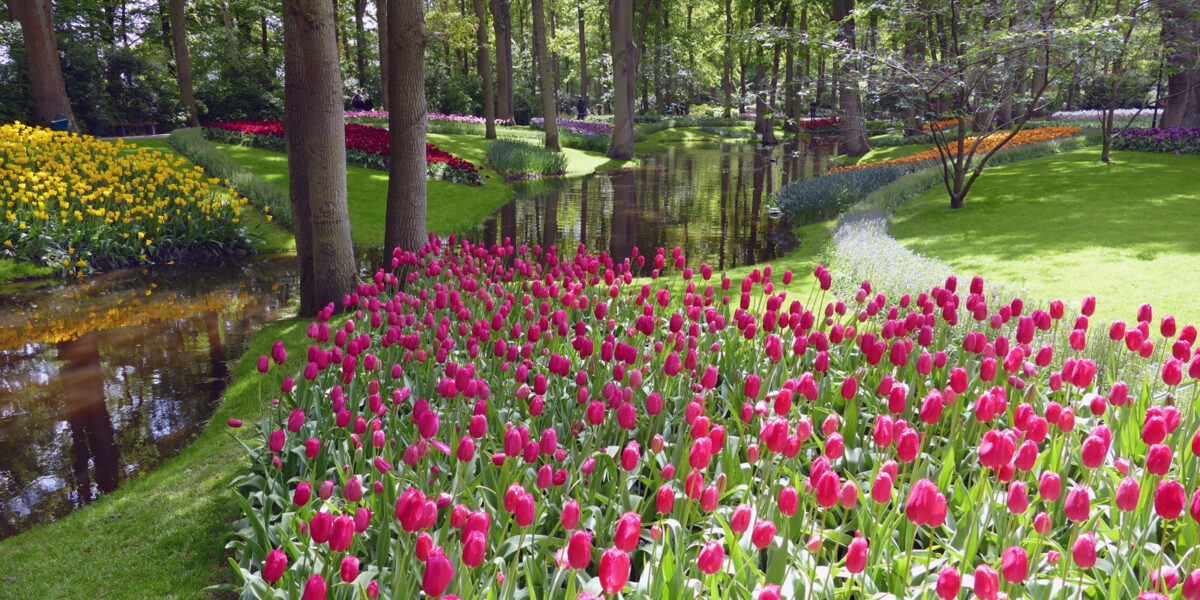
1080, 435, 1106, 469
1116, 478, 1141, 512
340, 556, 359, 583
1007, 481, 1029, 514
697, 540, 724, 575
1156, 479, 1187, 520
301, 574, 326, 600
598, 548, 630, 594
758, 584, 782, 600
935, 565, 960, 600
294, 482, 312, 507
422, 547, 455, 597
1072, 532, 1097, 569
731, 503, 752, 533
263, 549, 288, 584
567, 531, 593, 569
1034, 511, 1051, 534
462, 531, 486, 568
656, 484, 675, 514
613, 512, 641, 552
779, 486, 799, 516
846, 535, 868, 573
1039, 471, 1062, 501
1064, 485, 1091, 522
974, 564, 999, 600
751, 519, 776, 549
1147, 444, 1173, 475
561, 499, 580, 530
1000, 546, 1028, 583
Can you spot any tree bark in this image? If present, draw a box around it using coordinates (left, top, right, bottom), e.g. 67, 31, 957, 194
492, 0, 515, 122
607, 0, 637, 159
354, 0, 368, 86
1030, 0, 1056, 117
832, 0, 869, 156
385, 0, 429, 257
377, 0, 389, 109
578, 5, 589, 118
8, 0, 76, 131
169, 0, 200, 127
473, 0, 497, 138
283, 0, 357, 317
1158, 0, 1200, 128
722, 0, 733, 117
530, 0, 559, 149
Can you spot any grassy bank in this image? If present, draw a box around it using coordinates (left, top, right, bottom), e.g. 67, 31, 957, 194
637, 125, 759, 152
890, 147, 1200, 323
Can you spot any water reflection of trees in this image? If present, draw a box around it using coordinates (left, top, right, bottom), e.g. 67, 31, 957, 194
479, 142, 830, 271
0, 257, 295, 539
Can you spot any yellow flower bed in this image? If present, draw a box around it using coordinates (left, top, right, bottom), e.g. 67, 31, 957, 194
833, 126, 1082, 172
0, 123, 251, 276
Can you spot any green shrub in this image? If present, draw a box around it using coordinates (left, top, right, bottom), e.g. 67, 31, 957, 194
487, 139, 569, 178
169, 128, 292, 228
774, 165, 912, 225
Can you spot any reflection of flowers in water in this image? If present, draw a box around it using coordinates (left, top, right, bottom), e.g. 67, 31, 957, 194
0, 287, 256, 350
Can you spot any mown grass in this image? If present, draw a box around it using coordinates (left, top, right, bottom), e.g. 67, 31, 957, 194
853, 143, 929, 165
637, 125, 760, 152
890, 147, 1200, 324
0, 317, 309, 599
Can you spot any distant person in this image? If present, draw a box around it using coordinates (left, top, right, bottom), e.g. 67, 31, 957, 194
363, 92, 374, 111
809, 101, 818, 119
351, 89, 364, 111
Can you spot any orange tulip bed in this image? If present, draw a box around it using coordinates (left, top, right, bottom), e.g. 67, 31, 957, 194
832, 126, 1083, 173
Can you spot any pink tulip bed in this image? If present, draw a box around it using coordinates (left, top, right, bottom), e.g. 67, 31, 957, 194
228, 237, 1200, 600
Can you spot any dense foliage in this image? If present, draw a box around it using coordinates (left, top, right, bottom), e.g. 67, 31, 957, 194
228, 237, 1200, 600
774, 166, 912, 225
0, 124, 251, 275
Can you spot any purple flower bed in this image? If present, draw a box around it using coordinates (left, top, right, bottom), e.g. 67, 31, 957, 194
529, 117, 614, 136
1112, 127, 1200, 155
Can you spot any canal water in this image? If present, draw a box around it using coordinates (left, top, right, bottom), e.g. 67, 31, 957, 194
0, 138, 833, 539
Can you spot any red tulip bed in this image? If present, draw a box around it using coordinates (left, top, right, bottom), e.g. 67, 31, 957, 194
204, 121, 483, 186
228, 237, 1200, 600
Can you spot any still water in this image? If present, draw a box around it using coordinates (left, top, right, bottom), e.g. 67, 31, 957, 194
0, 256, 299, 539
0, 138, 833, 539
476, 140, 835, 270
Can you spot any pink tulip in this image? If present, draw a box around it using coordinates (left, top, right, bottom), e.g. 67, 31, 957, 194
598, 548, 630, 594
697, 540, 725, 575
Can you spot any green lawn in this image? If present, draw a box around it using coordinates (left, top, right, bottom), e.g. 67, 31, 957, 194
638, 125, 759, 152
0, 317, 310, 598
890, 147, 1200, 324
854, 143, 929, 165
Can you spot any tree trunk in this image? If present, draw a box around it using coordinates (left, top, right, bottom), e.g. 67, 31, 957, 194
386, 0, 430, 255
578, 5, 589, 118
833, 0, 869, 156
354, 0, 368, 86
283, 0, 357, 317
169, 0, 200, 127
722, 0, 732, 117
531, 0, 559, 149
219, 1, 237, 53
784, 6, 795, 130
473, 0, 497, 138
377, 0, 388, 109
492, 0, 515, 122
1158, 0, 1200, 128
687, 2, 695, 107
261, 15, 269, 58
8, 0, 76, 131
607, 0, 637, 159
1029, 0, 1055, 117
752, 0, 765, 134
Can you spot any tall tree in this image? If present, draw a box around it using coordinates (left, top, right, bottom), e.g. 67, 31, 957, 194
723, 0, 733, 117
473, 0, 497, 137
377, 0, 389, 109
492, 0, 515, 122
168, 0, 200, 127
282, 0, 357, 316
608, 0, 637, 158
1158, 0, 1200, 128
577, 4, 589, 118
832, 0, 869, 156
531, 0, 560, 149
7, 0, 76, 131
354, 0, 368, 86
385, 0, 429, 255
